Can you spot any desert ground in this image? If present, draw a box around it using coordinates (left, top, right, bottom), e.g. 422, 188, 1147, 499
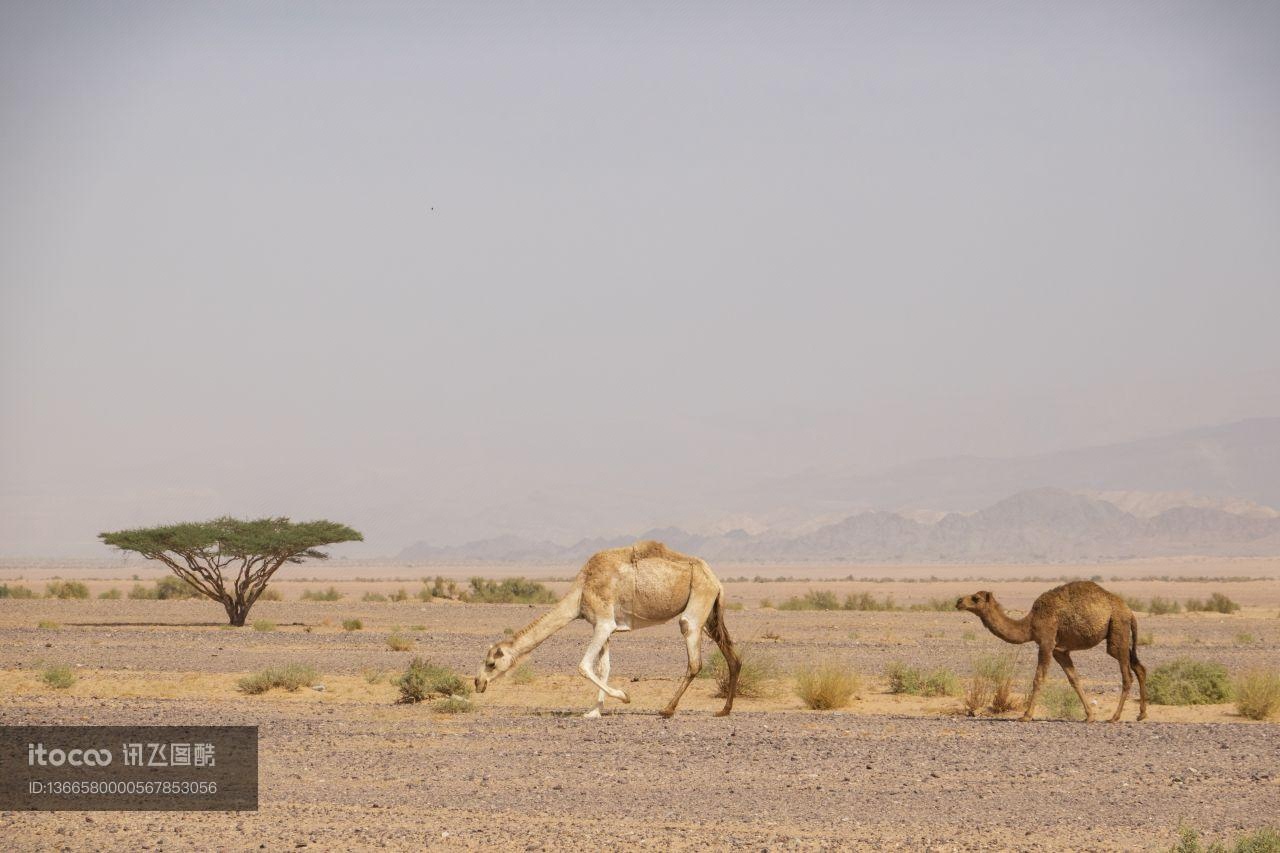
2, 558, 1278, 850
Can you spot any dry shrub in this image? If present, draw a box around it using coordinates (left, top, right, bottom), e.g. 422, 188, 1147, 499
251, 619, 275, 632
795, 662, 859, 710
965, 652, 1019, 715
342, 618, 363, 631
510, 663, 536, 685
708, 645, 780, 699
386, 631, 414, 651
258, 586, 282, 601
46, 581, 89, 600
237, 664, 317, 694
1234, 670, 1280, 721
98, 588, 123, 600
395, 658, 471, 704
42, 665, 76, 689
433, 696, 475, 714
1038, 682, 1085, 720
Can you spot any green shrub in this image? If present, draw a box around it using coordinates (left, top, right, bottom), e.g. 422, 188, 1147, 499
708, 646, 780, 699
98, 588, 123, 600
301, 586, 343, 601
1138, 631, 1154, 646
1123, 595, 1146, 613
395, 658, 472, 704
342, 618, 363, 631
778, 589, 841, 610
1172, 824, 1280, 853
362, 592, 388, 602
124, 577, 200, 600
45, 581, 89, 600
362, 667, 387, 684
37, 619, 59, 629
389, 588, 410, 602
1149, 658, 1232, 705
251, 620, 276, 632
885, 661, 960, 697
908, 598, 954, 612
1148, 596, 1181, 615
462, 577, 556, 604
1186, 593, 1240, 614
236, 664, 318, 694
42, 665, 76, 689
0, 583, 37, 599
433, 696, 475, 714
1235, 632, 1256, 646
794, 662, 859, 710
1234, 670, 1280, 721
386, 631, 413, 651
154, 576, 199, 599
843, 591, 898, 611
1038, 682, 1085, 720
510, 663, 537, 685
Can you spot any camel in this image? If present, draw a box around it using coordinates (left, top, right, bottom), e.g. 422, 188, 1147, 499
473, 540, 740, 718
955, 581, 1148, 723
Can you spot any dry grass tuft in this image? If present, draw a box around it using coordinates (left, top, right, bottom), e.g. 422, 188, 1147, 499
1234, 670, 1280, 721
794, 662, 860, 710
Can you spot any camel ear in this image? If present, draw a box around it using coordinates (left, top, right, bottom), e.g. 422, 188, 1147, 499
977, 591, 991, 602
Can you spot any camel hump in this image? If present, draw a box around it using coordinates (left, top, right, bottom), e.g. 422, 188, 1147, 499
630, 539, 675, 561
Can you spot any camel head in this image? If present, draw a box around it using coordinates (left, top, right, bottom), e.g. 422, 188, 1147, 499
955, 590, 996, 613
474, 640, 519, 693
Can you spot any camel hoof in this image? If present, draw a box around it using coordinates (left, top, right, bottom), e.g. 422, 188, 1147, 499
1017, 715, 1033, 723
582, 709, 601, 719
617, 691, 631, 704
1107, 716, 1121, 724
714, 709, 731, 717
1137, 713, 1147, 722
658, 708, 675, 718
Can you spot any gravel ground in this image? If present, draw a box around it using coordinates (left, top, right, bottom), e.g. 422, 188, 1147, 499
1, 579, 1278, 850
2, 697, 1277, 851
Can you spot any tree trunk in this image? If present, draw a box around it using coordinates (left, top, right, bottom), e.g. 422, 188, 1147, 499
225, 599, 249, 627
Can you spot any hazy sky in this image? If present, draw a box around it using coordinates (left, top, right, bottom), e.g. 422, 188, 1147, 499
2, 1, 1278, 556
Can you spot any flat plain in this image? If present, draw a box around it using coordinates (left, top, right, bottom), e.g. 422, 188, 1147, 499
2, 558, 1277, 850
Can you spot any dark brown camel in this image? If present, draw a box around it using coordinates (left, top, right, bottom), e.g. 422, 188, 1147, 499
956, 581, 1148, 722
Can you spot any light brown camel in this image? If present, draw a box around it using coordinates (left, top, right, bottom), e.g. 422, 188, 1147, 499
955, 581, 1148, 722
473, 540, 740, 718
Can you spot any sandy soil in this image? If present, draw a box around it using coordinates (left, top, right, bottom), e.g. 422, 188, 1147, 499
2, 563, 1278, 850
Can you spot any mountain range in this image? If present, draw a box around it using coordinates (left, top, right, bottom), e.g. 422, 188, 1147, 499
398, 418, 1280, 562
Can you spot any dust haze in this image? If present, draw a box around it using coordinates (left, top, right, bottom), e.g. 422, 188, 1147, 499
2, 2, 1279, 556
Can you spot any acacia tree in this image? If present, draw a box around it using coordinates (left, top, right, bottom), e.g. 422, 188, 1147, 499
99, 517, 363, 625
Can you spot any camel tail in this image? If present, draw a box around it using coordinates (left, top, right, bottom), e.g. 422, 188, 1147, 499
703, 589, 730, 645
1129, 614, 1141, 666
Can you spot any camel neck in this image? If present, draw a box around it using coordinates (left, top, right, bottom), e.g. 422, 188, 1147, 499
978, 603, 1032, 644
509, 588, 582, 656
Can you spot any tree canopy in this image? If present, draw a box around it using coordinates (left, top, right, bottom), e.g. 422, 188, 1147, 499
99, 517, 362, 624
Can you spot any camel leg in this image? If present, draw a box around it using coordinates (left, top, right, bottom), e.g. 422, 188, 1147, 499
1133, 657, 1148, 721
583, 641, 611, 719
660, 614, 705, 718
1107, 620, 1134, 723
578, 621, 629, 703
1053, 650, 1093, 723
1019, 643, 1053, 722
712, 611, 740, 718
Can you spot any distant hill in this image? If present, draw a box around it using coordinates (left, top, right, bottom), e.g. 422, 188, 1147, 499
398, 487, 1280, 563
747, 417, 1280, 519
